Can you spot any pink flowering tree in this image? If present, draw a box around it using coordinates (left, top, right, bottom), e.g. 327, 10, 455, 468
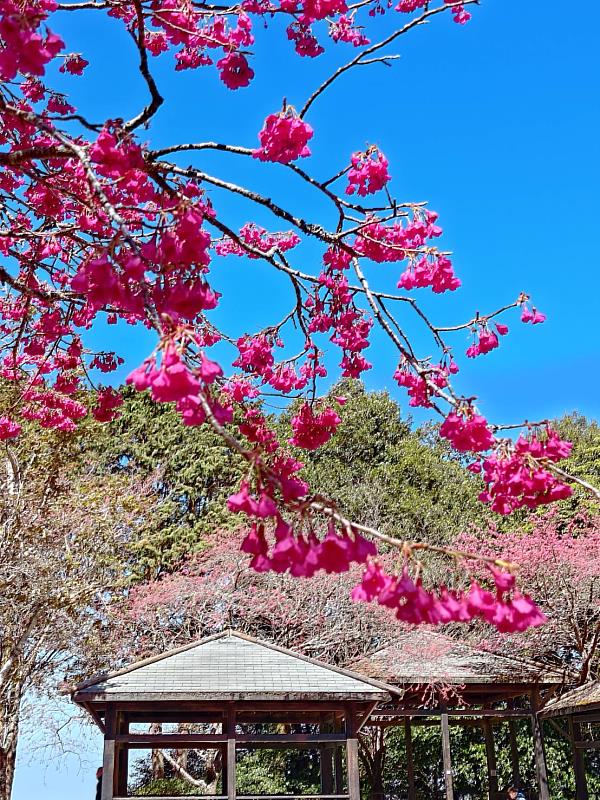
457, 509, 600, 683
1, 0, 599, 633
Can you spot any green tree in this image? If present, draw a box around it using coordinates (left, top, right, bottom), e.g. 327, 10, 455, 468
102, 387, 245, 577
0, 389, 151, 800
280, 381, 489, 546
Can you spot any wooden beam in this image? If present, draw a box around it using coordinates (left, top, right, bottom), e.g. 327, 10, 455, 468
115, 733, 227, 746
320, 746, 334, 795
569, 719, 589, 800
440, 711, 454, 800
404, 718, 416, 800
374, 708, 531, 719
83, 702, 106, 733
482, 721, 498, 800
116, 711, 128, 798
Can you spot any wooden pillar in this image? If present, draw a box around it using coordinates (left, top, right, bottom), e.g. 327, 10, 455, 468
102, 707, 117, 800
226, 705, 236, 800
334, 746, 344, 794
569, 719, 589, 800
440, 711, 454, 800
346, 705, 361, 800
483, 721, 498, 800
116, 712, 128, 797
404, 718, 416, 800
530, 693, 550, 800
508, 720, 521, 788
321, 746, 334, 795
320, 715, 334, 795
333, 714, 344, 794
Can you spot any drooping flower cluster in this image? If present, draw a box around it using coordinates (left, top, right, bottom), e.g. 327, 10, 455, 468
254, 111, 314, 163
345, 147, 390, 196
476, 429, 574, 514
289, 402, 341, 450
396, 0, 471, 24
329, 15, 369, 47
0, 0, 63, 81
440, 409, 496, 452
352, 561, 545, 631
241, 519, 377, 577
466, 322, 508, 358
394, 361, 453, 408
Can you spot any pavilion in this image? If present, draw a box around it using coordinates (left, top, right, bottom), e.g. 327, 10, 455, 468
72, 630, 567, 800
72, 631, 395, 800
541, 680, 600, 799
350, 630, 568, 800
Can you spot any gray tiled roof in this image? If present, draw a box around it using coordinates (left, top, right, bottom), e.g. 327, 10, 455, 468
74, 632, 391, 702
541, 681, 600, 718
350, 630, 565, 686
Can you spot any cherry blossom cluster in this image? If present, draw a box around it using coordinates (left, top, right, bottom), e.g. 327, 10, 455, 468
475, 429, 574, 514
254, 111, 314, 163
346, 147, 390, 196
215, 224, 301, 258
241, 519, 377, 577
352, 562, 545, 631
397, 0, 471, 25
466, 322, 508, 358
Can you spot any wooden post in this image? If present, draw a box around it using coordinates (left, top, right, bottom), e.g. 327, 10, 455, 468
404, 718, 416, 800
440, 711, 454, 800
334, 746, 344, 794
102, 707, 117, 800
508, 720, 521, 788
320, 715, 334, 795
116, 711, 129, 797
333, 714, 344, 794
569, 719, 589, 800
530, 693, 550, 800
346, 706, 361, 800
321, 746, 334, 794
483, 721, 498, 800
226, 705, 236, 800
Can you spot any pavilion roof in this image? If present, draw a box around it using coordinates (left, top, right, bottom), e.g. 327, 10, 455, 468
350, 630, 566, 688
72, 631, 394, 704
541, 681, 600, 718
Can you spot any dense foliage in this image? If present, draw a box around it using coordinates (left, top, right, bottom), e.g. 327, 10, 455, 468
1, 0, 598, 653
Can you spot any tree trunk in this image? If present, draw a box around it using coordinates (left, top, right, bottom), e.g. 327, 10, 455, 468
0, 683, 22, 800
150, 723, 165, 780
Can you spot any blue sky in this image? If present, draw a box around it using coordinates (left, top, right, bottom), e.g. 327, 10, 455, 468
12, 1, 600, 798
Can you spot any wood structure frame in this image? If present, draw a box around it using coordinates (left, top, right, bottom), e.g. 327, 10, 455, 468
541, 680, 600, 799
72, 630, 567, 800
368, 693, 551, 800
84, 699, 377, 800
71, 631, 392, 800
349, 631, 567, 800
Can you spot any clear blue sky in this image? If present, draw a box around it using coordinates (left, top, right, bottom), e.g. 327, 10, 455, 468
12, 2, 600, 797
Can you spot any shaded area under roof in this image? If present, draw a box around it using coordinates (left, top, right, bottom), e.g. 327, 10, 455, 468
72, 631, 392, 703
350, 630, 565, 689
541, 681, 600, 719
